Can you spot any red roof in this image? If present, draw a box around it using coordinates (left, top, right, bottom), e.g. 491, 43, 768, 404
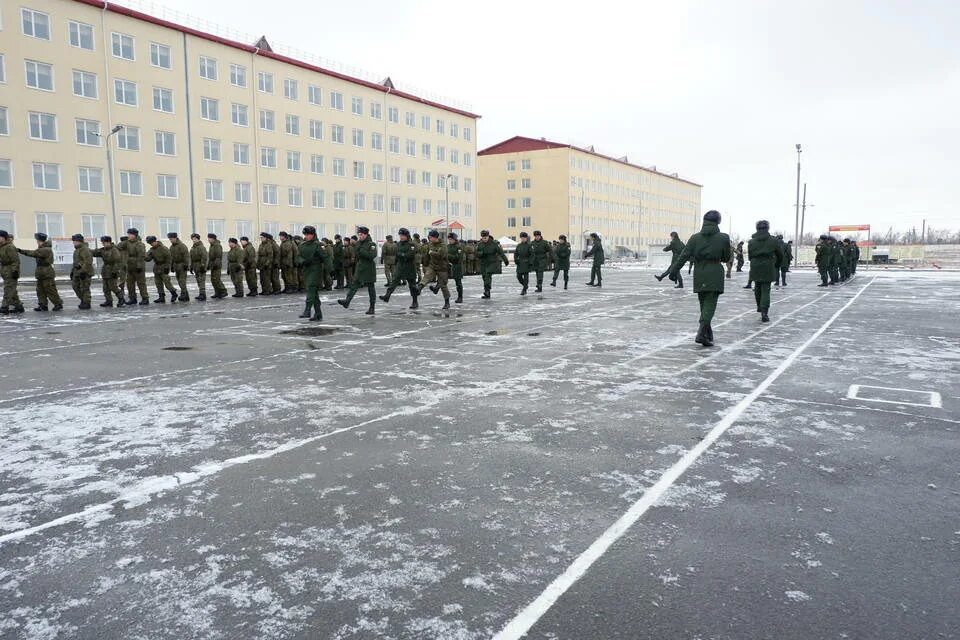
73, 0, 479, 120
477, 135, 700, 187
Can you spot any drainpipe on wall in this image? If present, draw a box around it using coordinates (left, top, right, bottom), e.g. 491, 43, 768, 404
181, 32, 198, 234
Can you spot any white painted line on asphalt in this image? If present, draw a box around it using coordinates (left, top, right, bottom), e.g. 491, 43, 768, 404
491, 277, 877, 640
766, 394, 960, 425
846, 384, 943, 409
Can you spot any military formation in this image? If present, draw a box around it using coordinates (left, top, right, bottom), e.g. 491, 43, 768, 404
0, 226, 605, 317
815, 235, 860, 286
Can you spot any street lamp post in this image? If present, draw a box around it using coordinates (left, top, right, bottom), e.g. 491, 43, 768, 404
444, 173, 453, 232
794, 144, 802, 245
579, 186, 585, 255
103, 125, 124, 239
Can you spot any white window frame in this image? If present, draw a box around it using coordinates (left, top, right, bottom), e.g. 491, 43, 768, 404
234, 181, 252, 203
262, 184, 279, 205
22, 8, 51, 40
152, 86, 174, 113
69, 21, 95, 50
202, 138, 222, 162
29, 112, 58, 142
114, 79, 138, 106
116, 126, 140, 151
200, 97, 219, 121
234, 143, 250, 165
25, 60, 54, 91
204, 178, 224, 202
230, 64, 247, 87
157, 174, 179, 199
283, 78, 298, 100
231, 103, 248, 127
257, 71, 274, 93
111, 32, 135, 61
150, 42, 172, 69
119, 170, 143, 196
72, 70, 98, 99
77, 166, 104, 193
32, 162, 61, 190
155, 130, 176, 156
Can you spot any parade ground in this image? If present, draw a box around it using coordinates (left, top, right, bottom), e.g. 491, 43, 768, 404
1, 267, 958, 640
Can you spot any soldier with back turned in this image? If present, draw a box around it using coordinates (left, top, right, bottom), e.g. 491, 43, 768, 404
189, 233, 209, 301
91, 236, 126, 307
124, 228, 149, 305
207, 233, 229, 299
17, 232, 62, 312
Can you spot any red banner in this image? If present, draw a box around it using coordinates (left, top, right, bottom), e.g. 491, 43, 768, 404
829, 224, 871, 232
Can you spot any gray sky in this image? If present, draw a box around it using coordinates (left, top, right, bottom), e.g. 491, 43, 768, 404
148, 0, 959, 239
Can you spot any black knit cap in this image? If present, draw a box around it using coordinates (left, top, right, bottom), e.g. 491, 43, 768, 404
167, 232, 178, 239
703, 210, 722, 223
100, 235, 112, 243
207, 233, 218, 239
146, 235, 158, 243
447, 232, 458, 240
127, 228, 139, 235
72, 233, 85, 242
34, 232, 48, 242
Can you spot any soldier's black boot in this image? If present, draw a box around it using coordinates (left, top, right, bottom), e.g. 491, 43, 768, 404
12, 304, 24, 314
456, 285, 463, 304
52, 303, 63, 311
0, 306, 10, 315
117, 299, 126, 307
442, 296, 450, 310
564, 279, 568, 290
248, 290, 258, 297
78, 302, 91, 310
365, 304, 375, 315
127, 296, 137, 305
154, 296, 165, 303
694, 323, 707, 345
761, 309, 770, 323
705, 323, 715, 346
299, 303, 312, 319
179, 292, 190, 302
138, 299, 149, 305
310, 307, 322, 322
409, 294, 419, 310
482, 288, 491, 299
654, 274, 665, 282
550, 279, 557, 287
99, 301, 113, 307
429, 284, 439, 295
34, 304, 48, 312
379, 288, 393, 303
197, 294, 206, 301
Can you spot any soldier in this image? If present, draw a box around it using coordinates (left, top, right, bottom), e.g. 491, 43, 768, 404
256, 232, 275, 295
735, 241, 745, 272
70, 233, 95, 309
90, 236, 126, 307
830, 237, 842, 285
278, 231, 299, 293
17, 232, 62, 311
332, 234, 345, 289
417, 229, 451, 309
464, 240, 477, 276
447, 232, 465, 304
337, 226, 377, 315
115, 233, 129, 302
530, 230, 551, 292
747, 220, 783, 323
815, 235, 830, 287
654, 231, 685, 288
668, 210, 732, 347
321, 237, 334, 290
240, 236, 258, 296
550, 235, 571, 289
207, 233, 229, 299
476, 230, 508, 299
411, 233, 424, 284
342, 236, 356, 286
515, 232, 533, 295
166, 233, 189, 301
379, 228, 420, 309
268, 233, 283, 294
189, 233, 209, 301
584, 232, 605, 287
0, 230, 24, 314
777, 240, 793, 287
297, 225, 327, 321
547, 239, 556, 274
227, 238, 245, 297
293, 234, 306, 291
850, 240, 860, 274
381, 234, 397, 284
124, 228, 149, 305
145, 235, 178, 303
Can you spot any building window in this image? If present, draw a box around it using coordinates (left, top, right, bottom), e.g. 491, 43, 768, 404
330, 91, 344, 111
207, 219, 225, 237
334, 191, 346, 209
230, 64, 246, 87
464, 153, 472, 167
157, 174, 178, 198
450, 123, 460, 138
32, 162, 61, 190
199, 56, 218, 80
406, 139, 416, 157
151, 43, 172, 69
158, 218, 180, 236
436, 146, 446, 162
72, 70, 98, 99
25, 60, 54, 91
309, 119, 323, 140
308, 84, 322, 105
0, 107, 7, 136
310, 154, 325, 174
258, 71, 273, 93
507, 180, 516, 191
22, 9, 51, 40
77, 167, 103, 193
286, 151, 301, 171
119, 170, 142, 195
506, 198, 516, 209
288, 186, 302, 207
390, 166, 400, 184
390, 196, 401, 213
152, 87, 174, 112
371, 132, 382, 151
231, 103, 248, 126
114, 79, 137, 106
372, 194, 384, 212
311, 188, 325, 208
507, 160, 516, 171
421, 143, 431, 159
352, 128, 364, 147
28, 112, 57, 141
285, 114, 300, 136
260, 147, 277, 168
423, 199, 432, 215
331, 124, 344, 144
522, 178, 531, 189
111, 32, 135, 60
69, 21, 95, 50
388, 107, 399, 123
351, 96, 362, 115
353, 193, 365, 211
204, 179, 223, 202
233, 143, 250, 165
261, 184, 278, 205
521, 159, 532, 170
259, 109, 275, 131
283, 78, 298, 100
370, 102, 382, 119
405, 111, 415, 127
372, 164, 383, 181
464, 178, 472, 192
155, 131, 176, 155
522, 216, 532, 226
116, 126, 140, 151
234, 181, 251, 203
202, 138, 221, 162
421, 171, 432, 186
521, 198, 532, 208
35, 213, 64, 237
122, 215, 146, 234
407, 197, 417, 214
236, 220, 252, 238
353, 161, 365, 179
388, 136, 400, 154
0, 160, 11, 188
436, 119, 445, 135
465, 204, 473, 218
420, 115, 431, 131
507, 217, 516, 228
332, 158, 345, 177
464, 127, 472, 142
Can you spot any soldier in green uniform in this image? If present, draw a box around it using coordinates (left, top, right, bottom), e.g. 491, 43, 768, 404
293, 234, 306, 291
256, 232, 275, 295
412, 233, 424, 284
144, 235, 178, 303
90, 236, 125, 307
337, 226, 377, 315
417, 230, 451, 310
342, 236, 357, 286
296, 226, 327, 321
815, 235, 830, 287
17, 232, 62, 311
850, 241, 860, 274
584, 232, 605, 286
227, 238, 245, 297
188, 233, 209, 301
476, 230, 508, 299
0, 230, 24, 314
735, 241, 745, 272
550, 235, 572, 289
747, 220, 783, 322
278, 231, 299, 293
381, 235, 397, 284
321, 238, 334, 290
547, 240, 556, 274
464, 240, 477, 276
530, 230, 551, 292
332, 234, 345, 289
655, 231, 686, 288
268, 233, 283, 294
668, 210, 732, 347
379, 228, 419, 309
777, 240, 793, 287
829, 237, 842, 285
207, 233, 229, 299
124, 228, 149, 305
166, 233, 189, 301
447, 232, 465, 304
514, 232, 533, 295
115, 234, 129, 303
240, 236, 258, 296
70, 233, 95, 310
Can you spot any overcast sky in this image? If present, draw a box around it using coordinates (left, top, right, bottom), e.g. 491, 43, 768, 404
148, 0, 958, 239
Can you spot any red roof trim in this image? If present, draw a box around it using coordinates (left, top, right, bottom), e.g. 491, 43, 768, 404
478, 135, 701, 187
73, 0, 480, 120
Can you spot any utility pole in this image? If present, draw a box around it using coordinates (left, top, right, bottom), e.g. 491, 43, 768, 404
794, 144, 802, 245
921, 218, 926, 244
444, 173, 453, 231
103, 124, 124, 240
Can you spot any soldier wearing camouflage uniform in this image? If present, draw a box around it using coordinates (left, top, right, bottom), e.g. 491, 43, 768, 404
115, 234, 129, 302
379, 228, 420, 309
411, 233, 424, 284
0, 230, 24, 314
227, 238, 245, 297
207, 233, 229, 299
447, 233, 465, 304
167, 233, 189, 300
381, 235, 397, 284
278, 231, 299, 293
418, 230, 451, 310
477, 230, 508, 299
124, 228, 149, 305
551, 235, 571, 289
257, 232, 275, 295
17, 232, 62, 311
268, 233, 283, 294
189, 233, 209, 301
337, 226, 377, 315
240, 236, 258, 296
145, 235, 178, 303
332, 235, 345, 289
91, 236, 126, 307
297, 226, 327, 322
530, 230, 552, 292
342, 236, 356, 286
70, 233, 95, 310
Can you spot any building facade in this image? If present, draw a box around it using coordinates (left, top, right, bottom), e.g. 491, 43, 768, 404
477, 136, 701, 255
0, 0, 478, 261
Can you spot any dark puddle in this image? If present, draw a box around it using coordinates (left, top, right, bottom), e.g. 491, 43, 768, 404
527, 332, 541, 336
162, 346, 194, 351
280, 327, 340, 336
486, 329, 508, 336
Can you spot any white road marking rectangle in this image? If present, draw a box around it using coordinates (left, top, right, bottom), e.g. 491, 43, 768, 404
846, 384, 943, 409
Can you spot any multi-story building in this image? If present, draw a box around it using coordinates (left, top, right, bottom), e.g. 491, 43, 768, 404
478, 136, 701, 255
0, 0, 479, 261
